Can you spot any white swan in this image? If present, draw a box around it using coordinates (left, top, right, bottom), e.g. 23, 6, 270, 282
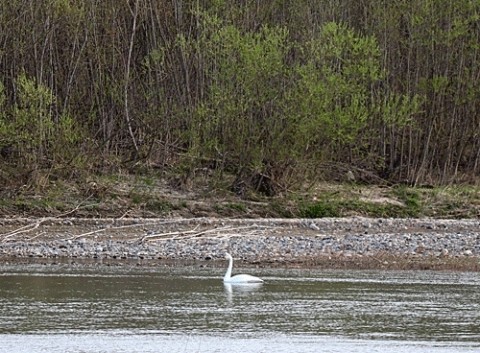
223, 253, 264, 283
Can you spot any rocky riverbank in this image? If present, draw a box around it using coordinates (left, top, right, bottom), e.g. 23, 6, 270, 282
0, 217, 479, 270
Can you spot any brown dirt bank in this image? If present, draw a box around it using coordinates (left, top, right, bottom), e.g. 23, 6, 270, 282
0, 254, 478, 272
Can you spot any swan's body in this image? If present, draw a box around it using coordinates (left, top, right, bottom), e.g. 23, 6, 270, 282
223, 253, 263, 283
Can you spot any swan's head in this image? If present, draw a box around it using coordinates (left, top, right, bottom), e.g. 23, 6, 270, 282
225, 253, 232, 260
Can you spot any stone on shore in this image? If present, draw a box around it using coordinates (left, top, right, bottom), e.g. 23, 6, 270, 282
0, 217, 479, 266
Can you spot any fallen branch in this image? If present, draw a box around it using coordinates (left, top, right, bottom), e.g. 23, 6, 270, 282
67, 228, 107, 240
0, 219, 45, 242
141, 225, 231, 242
143, 225, 276, 242
54, 194, 95, 218
141, 226, 200, 242
65, 220, 170, 240
26, 231, 47, 242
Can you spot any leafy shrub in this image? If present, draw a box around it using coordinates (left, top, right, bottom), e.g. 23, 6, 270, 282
299, 201, 340, 218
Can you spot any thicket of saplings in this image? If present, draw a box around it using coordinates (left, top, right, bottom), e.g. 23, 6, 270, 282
1, 1, 479, 197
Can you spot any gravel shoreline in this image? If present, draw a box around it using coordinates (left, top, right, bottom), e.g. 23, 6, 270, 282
0, 217, 479, 270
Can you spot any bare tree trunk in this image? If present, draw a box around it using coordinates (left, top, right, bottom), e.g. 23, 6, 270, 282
124, 0, 140, 156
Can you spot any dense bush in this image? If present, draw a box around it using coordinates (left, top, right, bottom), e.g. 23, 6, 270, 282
0, 0, 479, 190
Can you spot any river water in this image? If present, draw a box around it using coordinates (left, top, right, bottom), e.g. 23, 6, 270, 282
0, 262, 479, 353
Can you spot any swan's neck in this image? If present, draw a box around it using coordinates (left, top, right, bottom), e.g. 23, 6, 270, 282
224, 256, 233, 281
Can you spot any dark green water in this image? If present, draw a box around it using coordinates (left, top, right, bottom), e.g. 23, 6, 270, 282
0, 263, 479, 352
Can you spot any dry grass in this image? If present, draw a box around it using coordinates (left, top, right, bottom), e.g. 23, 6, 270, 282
0, 173, 479, 219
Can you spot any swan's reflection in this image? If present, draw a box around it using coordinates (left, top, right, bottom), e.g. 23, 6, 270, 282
224, 282, 263, 303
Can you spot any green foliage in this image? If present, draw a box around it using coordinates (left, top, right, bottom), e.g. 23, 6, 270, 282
393, 186, 422, 216
287, 22, 387, 162
10, 73, 55, 166
145, 198, 172, 213
182, 16, 411, 188
0, 73, 82, 173
299, 200, 340, 218
377, 93, 423, 127
299, 193, 424, 218
225, 202, 247, 212
187, 13, 293, 178
1, 0, 480, 188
